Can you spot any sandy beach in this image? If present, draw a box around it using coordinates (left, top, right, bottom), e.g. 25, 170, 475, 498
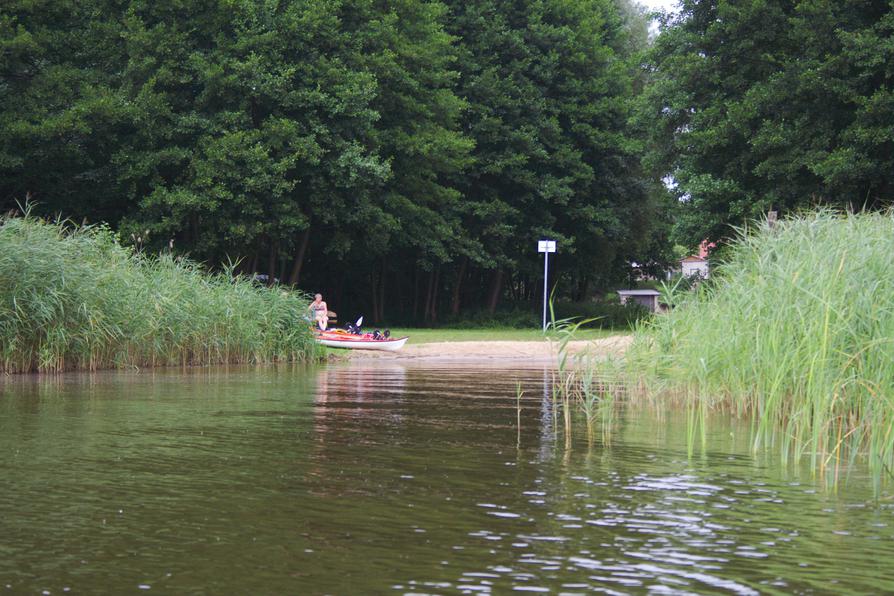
347, 335, 632, 361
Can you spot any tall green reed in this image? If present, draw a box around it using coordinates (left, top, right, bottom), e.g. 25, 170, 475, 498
548, 311, 623, 447
0, 211, 320, 373
625, 210, 894, 488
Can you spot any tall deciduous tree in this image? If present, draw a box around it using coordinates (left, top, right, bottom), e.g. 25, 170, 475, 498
331, 0, 473, 323
444, 0, 659, 310
0, 0, 133, 221
1, 0, 667, 322
639, 0, 894, 246
116, 0, 390, 271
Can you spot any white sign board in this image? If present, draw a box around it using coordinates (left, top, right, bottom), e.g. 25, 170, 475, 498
537, 240, 556, 253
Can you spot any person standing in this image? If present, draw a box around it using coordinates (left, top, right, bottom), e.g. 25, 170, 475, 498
308, 294, 329, 330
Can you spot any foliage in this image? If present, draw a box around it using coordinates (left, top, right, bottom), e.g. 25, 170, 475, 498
0, 0, 664, 324
422, 298, 650, 330
445, 0, 663, 288
638, 0, 894, 246
553, 300, 650, 329
626, 211, 894, 487
0, 211, 319, 373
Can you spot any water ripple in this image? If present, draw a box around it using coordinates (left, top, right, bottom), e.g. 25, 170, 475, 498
1, 362, 893, 594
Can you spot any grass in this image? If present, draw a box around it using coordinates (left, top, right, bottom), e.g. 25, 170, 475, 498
385, 327, 622, 344
623, 210, 894, 488
0, 211, 320, 373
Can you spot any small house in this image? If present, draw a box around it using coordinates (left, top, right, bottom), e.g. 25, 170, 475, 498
680, 255, 709, 278
617, 289, 661, 313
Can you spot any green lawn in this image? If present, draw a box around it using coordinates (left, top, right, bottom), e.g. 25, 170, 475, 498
384, 327, 625, 344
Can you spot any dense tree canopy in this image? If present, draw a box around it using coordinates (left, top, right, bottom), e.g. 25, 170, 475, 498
7, 0, 894, 322
639, 0, 894, 246
1, 0, 661, 323
446, 0, 660, 307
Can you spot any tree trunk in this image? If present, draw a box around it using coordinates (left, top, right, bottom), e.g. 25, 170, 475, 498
429, 264, 441, 323
334, 269, 345, 314
287, 227, 311, 286
397, 264, 406, 320
450, 256, 468, 316
370, 271, 380, 325
576, 276, 589, 302
423, 269, 434, 324
487, 269, 503, 314
378, 260, 386, 323
243, 251, 258, 276
267, 241, 279, 284
412, 267, 420, 322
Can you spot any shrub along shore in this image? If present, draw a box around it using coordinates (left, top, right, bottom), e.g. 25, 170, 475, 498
622, 211, 894, 486
0, 213, 320, 373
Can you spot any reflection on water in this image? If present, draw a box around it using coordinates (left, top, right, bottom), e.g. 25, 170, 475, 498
1, 362, 893, 594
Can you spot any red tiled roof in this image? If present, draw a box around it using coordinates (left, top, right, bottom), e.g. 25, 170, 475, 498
698, 240, 715, 258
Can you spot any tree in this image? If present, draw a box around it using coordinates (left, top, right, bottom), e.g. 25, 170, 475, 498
1, 0, 669, 324
328, 0, 473, 323
444, 0, 659, 311
639, 0, 894, 246
116, 0, 391, 275
0, 0, 133, 221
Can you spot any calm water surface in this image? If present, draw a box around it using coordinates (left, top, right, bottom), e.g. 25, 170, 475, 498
1, 361, 892, 594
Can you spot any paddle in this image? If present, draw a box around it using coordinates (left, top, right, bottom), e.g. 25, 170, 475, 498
346, 316, 364, 335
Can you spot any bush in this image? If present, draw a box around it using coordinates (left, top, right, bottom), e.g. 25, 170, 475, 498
430, 299, 649, 330
0, 212, 319, 373
437, 307, 539, 329
553, 300, 651, 329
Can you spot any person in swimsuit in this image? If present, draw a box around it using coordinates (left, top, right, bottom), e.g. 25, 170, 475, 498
308, 293, 328, 330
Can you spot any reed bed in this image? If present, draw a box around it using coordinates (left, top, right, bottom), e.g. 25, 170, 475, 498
0, 213, 319, 373
547, 317, 627, 447
623, 211, 894, 486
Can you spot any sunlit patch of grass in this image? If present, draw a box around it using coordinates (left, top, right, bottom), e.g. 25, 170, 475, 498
386, 327, 621, 344
0, 211, 320, 373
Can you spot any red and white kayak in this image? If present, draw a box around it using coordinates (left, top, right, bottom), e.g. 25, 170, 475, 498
315, 329, 409, 352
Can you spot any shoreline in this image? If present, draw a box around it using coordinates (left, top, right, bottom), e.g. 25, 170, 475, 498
345, 335, 632, 361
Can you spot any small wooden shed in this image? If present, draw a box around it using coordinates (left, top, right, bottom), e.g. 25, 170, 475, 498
617, 289, 661, 313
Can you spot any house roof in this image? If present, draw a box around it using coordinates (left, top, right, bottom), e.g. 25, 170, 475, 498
681, 255, 707, 263
617, 289, 661, 296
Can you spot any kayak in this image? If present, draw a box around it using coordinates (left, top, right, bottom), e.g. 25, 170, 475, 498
315, 329, 409, 352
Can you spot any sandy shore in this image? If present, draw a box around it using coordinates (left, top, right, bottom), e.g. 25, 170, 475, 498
348, 335, 632, 361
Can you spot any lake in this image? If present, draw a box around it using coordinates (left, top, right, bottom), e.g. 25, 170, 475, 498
1, 361, 892, 594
